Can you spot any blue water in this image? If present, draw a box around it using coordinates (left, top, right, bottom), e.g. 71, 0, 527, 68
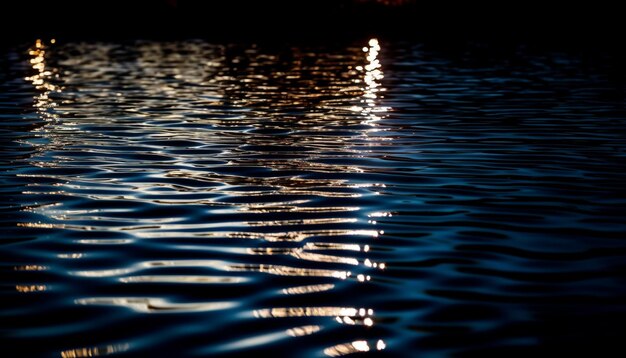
1, 39, 626, 357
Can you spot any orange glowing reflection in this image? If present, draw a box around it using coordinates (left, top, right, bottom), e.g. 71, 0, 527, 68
60, 343, 129, 358
14, 265, 46, 271
25, 39, 60, 123
15, 285, 46, 293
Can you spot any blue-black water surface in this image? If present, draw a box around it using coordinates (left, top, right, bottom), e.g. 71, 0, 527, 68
1, 39, 626, 357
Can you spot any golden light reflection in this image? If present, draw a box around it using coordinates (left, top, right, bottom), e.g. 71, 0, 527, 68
304, 242, 362, 251
282, 284, 335, 295
324, 339, 386, 357
14, 265, 46, 271
256, 306, 375, 329
230, 264, 350, 279
15, 285, 46, 293
25, 39, 60, 123
240, 205, 360, 214
60, 343, 129, 358
247, 242, 387, 274
245, 217, 358, 227
286, 325, 321, 337
248, 247, 360, 266
254, 307, 372, 319
172, 228, 380, 242
17, 222, 57, 229
16, 40, 394, 353
291, 251, 359, 266
18, 224, 382, 241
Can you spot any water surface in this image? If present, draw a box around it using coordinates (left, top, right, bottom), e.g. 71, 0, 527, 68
1, 39, 626, 356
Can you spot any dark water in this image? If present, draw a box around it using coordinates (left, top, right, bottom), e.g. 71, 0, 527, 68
1, 39, 626, 357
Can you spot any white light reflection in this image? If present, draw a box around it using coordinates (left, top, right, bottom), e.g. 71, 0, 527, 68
353, 38, 390, 128
286, 325, 321, 337
75, 297, 235, 313
254, 306, 374, 328
323, 339, 386, 357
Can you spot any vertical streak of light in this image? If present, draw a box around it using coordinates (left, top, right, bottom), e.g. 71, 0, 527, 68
25, 39, 60, 124
357, 38, 389, 128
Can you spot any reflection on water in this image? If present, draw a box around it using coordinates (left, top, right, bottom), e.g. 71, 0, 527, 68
76, 297, 236, 313
1, 38, 626, 356
60, 343, 130, 358
324, 339, 386, 357
25, 39, 60, 123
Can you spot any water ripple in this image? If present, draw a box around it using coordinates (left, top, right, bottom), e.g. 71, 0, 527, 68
1, 38, 626, 356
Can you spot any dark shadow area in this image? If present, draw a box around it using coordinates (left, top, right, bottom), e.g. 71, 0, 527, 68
3, 1, 625, 48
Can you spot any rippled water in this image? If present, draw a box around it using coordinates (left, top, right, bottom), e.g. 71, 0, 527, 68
1, 39, 626, 356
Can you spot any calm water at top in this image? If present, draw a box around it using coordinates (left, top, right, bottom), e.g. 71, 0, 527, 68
1, 39, 626, 357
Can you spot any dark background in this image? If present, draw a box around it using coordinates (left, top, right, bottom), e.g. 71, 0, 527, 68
3, 0, 624, 46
